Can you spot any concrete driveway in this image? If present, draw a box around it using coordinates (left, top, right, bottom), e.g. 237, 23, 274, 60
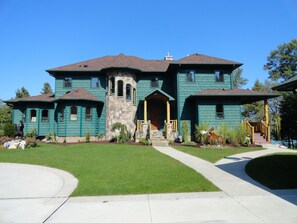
1, 144, 297, 223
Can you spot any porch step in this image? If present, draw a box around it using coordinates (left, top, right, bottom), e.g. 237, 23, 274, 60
151, 130, 165, 140
254, 133, 268, 145
152, 139, 169, 147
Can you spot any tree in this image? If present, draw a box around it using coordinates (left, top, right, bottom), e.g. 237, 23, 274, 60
41, 82, 53, 94
264, 39, 297, 81
232, 68, 248, 89
15, 87, 30, 98
0, 105, 12, 136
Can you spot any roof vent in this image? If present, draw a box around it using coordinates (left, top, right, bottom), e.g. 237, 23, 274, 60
164, 52, 173, 61
83, 64, 88, 67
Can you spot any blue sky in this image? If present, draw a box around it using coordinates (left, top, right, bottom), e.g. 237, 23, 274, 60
1, 0, 297, 100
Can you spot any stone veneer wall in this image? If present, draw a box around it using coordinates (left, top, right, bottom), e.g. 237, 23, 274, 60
106, 70, 137, 139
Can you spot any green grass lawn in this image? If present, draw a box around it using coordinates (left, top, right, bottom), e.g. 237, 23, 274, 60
245, 153, 297, 189
0, 143, 219, 196
174, 146, 263, 163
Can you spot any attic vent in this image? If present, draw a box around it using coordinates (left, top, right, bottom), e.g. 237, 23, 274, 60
83, 64, 88, 67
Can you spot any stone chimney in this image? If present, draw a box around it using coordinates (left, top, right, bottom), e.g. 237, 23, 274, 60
164, 52, 173, 60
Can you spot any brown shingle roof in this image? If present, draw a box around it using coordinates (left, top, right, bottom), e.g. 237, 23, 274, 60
55, 88, 102, 102
190, 89, 279, 104
46, 53, 242, 74
5, 94, 55, 103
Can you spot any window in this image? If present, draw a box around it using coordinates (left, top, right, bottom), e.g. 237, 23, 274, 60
91, 77, 99, 88
126, 84, 131, 101
41, 110, 48, 122
216, 104, 224, 119
117, 80, 123, 96
133, 88, 136, 105
151, 77, 159, 88
70, 106, 78, 121
64, 77, 72, 88
30, 110, 36, 122
110, 77, 115, 94
186, 70, 195, 82
86, 107, 92, 121
215, 71, 224, 82
22, 111, 26, 122
59, 107, 64, 122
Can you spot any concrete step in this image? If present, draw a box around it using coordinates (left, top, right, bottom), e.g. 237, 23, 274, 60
254, 133, 268, 145
152, 139, 169, 147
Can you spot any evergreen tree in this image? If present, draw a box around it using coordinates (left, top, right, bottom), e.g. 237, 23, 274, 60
232, 68, 248, 89
15, 87, 30, 98
41, 82, 53, 94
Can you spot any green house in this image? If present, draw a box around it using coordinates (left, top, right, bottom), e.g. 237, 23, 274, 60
6, 53, 278, 143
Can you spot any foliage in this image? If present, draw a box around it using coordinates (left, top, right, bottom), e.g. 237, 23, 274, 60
0, 105, 12, 136
217, 123, 231, 144
279, 93, 297, 148
25, 137, 37, 148
0, 136, 12, 144
46, 131, 57, 143
272, 114, 281, 140
24, 128, 37, 138
175, 146, 262, 163
3, 123, 16, 138
15, 87, 30, 99
139, 138, 151, 146
85, 130, 91, 143
41, 82, 53, 94
181, 141, 197, 147
264, 39, 297, 81
98, 133, 105, 140
232, 68, 248, 89
194, 122, 209, 144
0, 143, 219, 196
111, 122, 131, 144
181, 121, 189, 142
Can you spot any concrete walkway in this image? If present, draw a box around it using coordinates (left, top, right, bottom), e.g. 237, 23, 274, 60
1, 145, 297, 222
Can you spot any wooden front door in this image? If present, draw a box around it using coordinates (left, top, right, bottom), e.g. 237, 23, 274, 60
150, 105, 161, 130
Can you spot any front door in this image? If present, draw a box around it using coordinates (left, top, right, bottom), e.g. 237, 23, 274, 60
150, 105, 161, 130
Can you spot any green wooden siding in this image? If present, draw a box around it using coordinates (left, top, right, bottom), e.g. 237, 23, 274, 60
197, 99, 242, 129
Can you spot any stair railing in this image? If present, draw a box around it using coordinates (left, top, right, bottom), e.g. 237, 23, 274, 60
242, 121, 254, 144
260, 120, 270, 142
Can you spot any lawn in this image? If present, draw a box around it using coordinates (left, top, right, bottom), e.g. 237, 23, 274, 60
0, 143, 219, 196
245, 153, 297, 189
174, 146, 263, 163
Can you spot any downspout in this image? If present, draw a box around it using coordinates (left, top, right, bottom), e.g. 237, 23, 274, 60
80, 106, 83, 137
177, 64, 181, 135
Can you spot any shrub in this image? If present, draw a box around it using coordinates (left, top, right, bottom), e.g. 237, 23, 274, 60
98, 133, 105, 141
3, 123, 16, 138
194, 122, 209, 144
139, 138, 151, 146
0, 136, 12, 144
25, 137, 37, 148
181, 141, 197, 147
111, 122, 131, 144
229, 125, 249, 147
181, 121, 189, 142
24, 128, 37, 138
46, 131, 57, 143
86, 130, 91, 143
217, 123, 231, 144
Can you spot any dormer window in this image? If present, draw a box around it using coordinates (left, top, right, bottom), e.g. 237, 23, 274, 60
151, 77, 159, 88
186, 70, 195, 82
215, 71, 224, 82
64, 77, 72, 88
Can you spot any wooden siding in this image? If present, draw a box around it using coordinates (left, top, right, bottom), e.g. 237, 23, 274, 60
197, 99, 242, 129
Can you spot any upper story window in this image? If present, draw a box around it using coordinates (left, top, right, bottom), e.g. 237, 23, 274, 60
30, 109, 37, 122
41, 110, 48, 122
91, 77, 99, 88
70, 106, 78, 121
215, 71, 224, 82
64, 77, 72, 88
110, 77, 115, 94
216, 104, 224, 119
186, 70, 195, 82
126, 84, 131, 101
85, 107, 92, 121
151, 77, 159, 88
118, 80, 123, 96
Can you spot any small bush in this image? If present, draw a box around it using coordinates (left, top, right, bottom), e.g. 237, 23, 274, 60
46, 131, 57, 143
25, 137, 37, 148
181, 141, 197, 147
217, 123, 231, 144
86, 130, 91, 143
194, 122, 209, 144
0, 136, 12, 144
25, 128, 37, 138
3, 123, 16, 138
139, 138, 151, 146
98, 133, 105, 141
111, 122, 131, 144
181, 121, 189, 142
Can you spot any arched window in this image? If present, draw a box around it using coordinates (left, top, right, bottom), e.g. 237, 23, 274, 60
70, 106, 78, 121
41, 110, 48, 122
110, 77, 115, 94
86, 107, 92, 121
133, 88, 136, 105
126, 84, 131, 101
118, 80, 123, 96
30, 109, 37, 122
